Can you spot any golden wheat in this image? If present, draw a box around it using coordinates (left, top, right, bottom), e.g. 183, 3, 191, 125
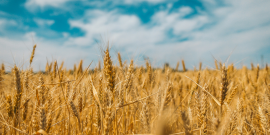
0, 46, 269, 135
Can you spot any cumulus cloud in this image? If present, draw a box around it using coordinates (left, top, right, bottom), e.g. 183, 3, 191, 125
0, 19, 17, 28
64, 0, 270, 67
124, 0, 167, 4
34, 18, 55, 26
66, 6, 199, 48
24, 0, 167, 11
25, 0, 67, 8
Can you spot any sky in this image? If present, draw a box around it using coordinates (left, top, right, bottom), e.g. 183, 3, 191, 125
0, 0, 270, 71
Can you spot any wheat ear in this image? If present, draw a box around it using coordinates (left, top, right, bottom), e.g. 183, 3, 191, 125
30, 44, 36, 65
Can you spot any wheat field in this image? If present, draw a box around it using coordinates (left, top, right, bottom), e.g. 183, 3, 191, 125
0, 45, 269, 135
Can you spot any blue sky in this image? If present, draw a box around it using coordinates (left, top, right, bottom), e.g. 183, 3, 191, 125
0, 0, 270, 70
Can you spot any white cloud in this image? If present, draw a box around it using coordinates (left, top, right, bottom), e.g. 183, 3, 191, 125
24, 0, 168, 12
64, 0, 270, 67
167, 3, 173, 9
124, 0, 167, 4
0, 19, 17, 27
66, 6, 206, 50
179, 6, 193, 14
34, 18, 55, 26
0, 19, 18, 34
25, 0, 67, 8
67, 10, 145, 46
